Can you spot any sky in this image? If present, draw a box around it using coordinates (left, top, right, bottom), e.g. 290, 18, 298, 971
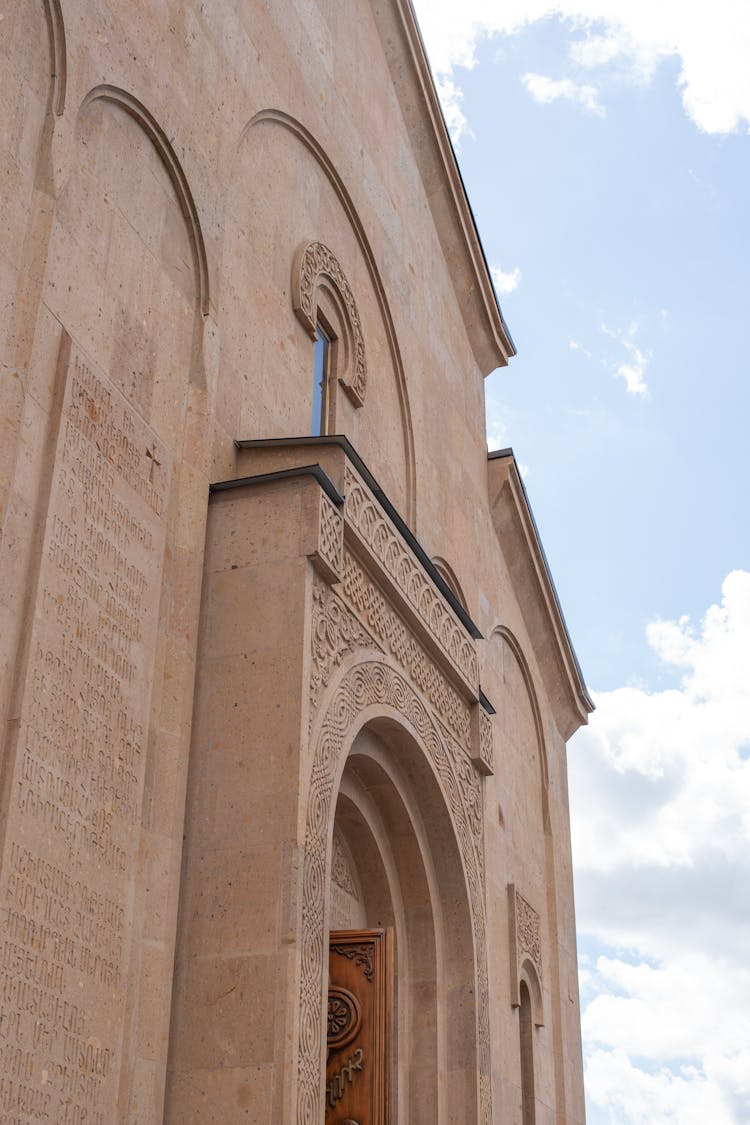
411, 3, 750, 1122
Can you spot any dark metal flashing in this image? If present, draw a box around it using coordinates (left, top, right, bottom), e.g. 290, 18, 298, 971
479, 689, 496, 715
233, 436, 483, 640
210, 463, 345, 507
487, 447, 592, 708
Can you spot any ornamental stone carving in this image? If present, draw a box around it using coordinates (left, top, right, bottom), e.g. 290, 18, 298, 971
297, 660, 492, 1125
309, 490, 344, 584
292, 241, 367, 406
310, 579, 378, 716
516, 890, 542, 971
508, 883, 545, 1024
340, 551, 472, 747
331, 832, 361, 901
343, 463, 479, 692
470, 703, 495, 776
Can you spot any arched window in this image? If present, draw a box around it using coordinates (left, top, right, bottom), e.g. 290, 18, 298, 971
311, 322, 331, 435
293, 241, 367, 436
519, 979, 536, 1124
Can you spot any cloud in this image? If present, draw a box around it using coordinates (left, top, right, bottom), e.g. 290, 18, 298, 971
569, 338, 593, 358
601, 321, 651, 396
490, 264, 522, 295
570, 571, 750, 1121
434, 75, 471, 150
522, 72, 605, 115
412, 1, 750, 138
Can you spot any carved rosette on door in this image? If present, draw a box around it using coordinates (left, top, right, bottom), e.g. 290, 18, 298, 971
326, 929, 393, 1123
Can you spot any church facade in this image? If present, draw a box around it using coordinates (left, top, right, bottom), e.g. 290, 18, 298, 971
0, 1, 592, 1122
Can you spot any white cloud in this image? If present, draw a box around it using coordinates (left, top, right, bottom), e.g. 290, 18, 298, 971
490, 264, 522, 295
601, 321, 651, 396
485, 397, 509, 450
585, 1046, 733, 1125
569, 338, 593, 358
434, 75, 471, 150
413, 0, 750, 138
522, 72, 605, 115
570, 571, 750, 1122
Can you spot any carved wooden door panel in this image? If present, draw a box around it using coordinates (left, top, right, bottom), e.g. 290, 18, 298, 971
326, 928, 393, 1124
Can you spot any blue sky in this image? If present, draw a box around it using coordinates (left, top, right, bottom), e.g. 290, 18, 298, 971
412, 3, 750, 1121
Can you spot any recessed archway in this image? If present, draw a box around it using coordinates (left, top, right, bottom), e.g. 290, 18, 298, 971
299, 656, 486, 1124
331, 721, 472, 1122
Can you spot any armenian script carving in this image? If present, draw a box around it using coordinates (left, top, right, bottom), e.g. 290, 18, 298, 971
0, 344, 170, 1122
293, 241, 367, 406
343, 464, 478, 690
297, 661, 491, 1125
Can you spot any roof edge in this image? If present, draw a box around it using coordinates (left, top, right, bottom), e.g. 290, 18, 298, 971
488, 448, 594, 732
372, 0, 516, 375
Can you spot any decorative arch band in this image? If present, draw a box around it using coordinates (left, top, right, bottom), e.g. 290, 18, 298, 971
293, 240, 367, 407
80, 85, 210, 317
296, 657, 492, 1124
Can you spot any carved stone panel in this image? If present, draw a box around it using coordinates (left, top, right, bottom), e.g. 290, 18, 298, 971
508, 884, 545, 1025
309, 490, 344, 585
343, 463, 479, 694
0, 344, 170, 1122
339, 551, 472, 748
470, 703, 495, 776
293, 241, 367, 407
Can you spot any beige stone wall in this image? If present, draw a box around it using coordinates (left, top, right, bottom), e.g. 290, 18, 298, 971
0, 1, 587, 1121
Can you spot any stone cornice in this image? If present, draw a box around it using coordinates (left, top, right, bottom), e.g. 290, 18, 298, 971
370, 0, 516, 376
487, 450, 593, 739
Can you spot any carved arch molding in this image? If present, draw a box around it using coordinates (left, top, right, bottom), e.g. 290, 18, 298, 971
293, 240, 367, 407
296, 470, 495, 1123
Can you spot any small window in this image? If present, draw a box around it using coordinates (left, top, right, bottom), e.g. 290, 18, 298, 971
520, 980, 536, 1124
311, 323, 330, 436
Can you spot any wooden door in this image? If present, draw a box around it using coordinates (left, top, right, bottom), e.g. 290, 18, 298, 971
326, 928, 393, 1124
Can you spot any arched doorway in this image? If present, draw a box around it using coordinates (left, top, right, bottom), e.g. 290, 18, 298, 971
298, 659, 483, 1124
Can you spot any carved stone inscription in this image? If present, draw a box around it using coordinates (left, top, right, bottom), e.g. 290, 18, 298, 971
0, 345, 170, 1123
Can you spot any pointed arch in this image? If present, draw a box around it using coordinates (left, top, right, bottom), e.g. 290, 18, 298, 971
80, 85, 210, 317
490, 625, 550, 830
42, 0, 66, 115
431, 555, 469, 613
241, 108, 417, 526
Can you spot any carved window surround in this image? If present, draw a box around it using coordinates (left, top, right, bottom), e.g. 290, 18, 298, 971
508, 883, 544, 1027
293, 241, 367, 409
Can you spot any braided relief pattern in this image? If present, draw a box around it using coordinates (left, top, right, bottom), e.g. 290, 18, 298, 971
310, 579, 378, 717
343, 464, 478, 689
480, 708, 495, 774
294, 241, 367, 405
340, 551, 472, 747
296, 661, 491, 1124
317, 491, 343, 578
